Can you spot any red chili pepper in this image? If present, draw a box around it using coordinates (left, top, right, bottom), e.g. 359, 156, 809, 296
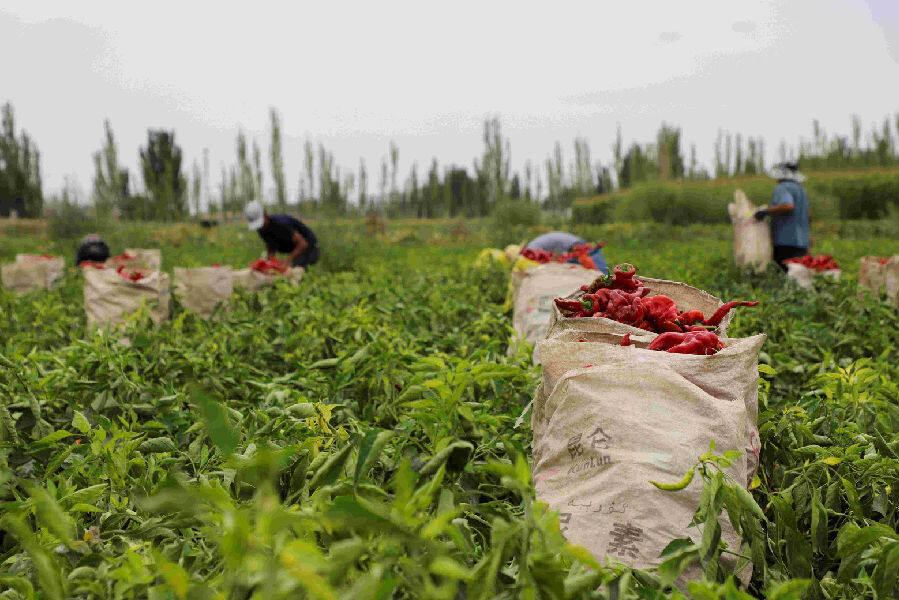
251, 257, 289, 274
648, 332, 687, 351
79, 261, 106, 269
677, 310, 706, 326
554, 298, 586, 313
784, 254, 839, 271
706, 301, 759, 327
620, 334, 631, 346
577, 253, 598, 270
649, 330, 725, 355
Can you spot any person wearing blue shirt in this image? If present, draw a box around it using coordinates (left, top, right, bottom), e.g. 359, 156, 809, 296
754, 162, 810, 271
244, 201, 320, 268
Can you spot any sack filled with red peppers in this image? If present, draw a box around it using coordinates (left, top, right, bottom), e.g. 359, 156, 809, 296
551, 264, 758, 356
250, 257, 290, 274
783, 254, 839, 271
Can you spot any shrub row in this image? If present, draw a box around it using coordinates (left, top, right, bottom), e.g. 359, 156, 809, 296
571, 167, 899, 225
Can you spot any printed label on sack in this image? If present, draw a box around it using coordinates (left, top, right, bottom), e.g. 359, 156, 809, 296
565, 426, 613, 478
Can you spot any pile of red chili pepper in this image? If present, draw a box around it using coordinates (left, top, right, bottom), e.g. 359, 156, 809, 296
108, 253, 136, 262
116, 265, 146, 281
554, 264, 758, 355
78, 261, 107, 269
520, 243, 605, 270
250, 257, 289, 274
876, 257, 892, 265
784, 254, 839, 271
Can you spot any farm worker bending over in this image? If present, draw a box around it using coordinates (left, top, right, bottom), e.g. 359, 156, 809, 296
525, 231, 608, 272
753, 162, 810, 271
244, 201, 320, 269
75, 234, 110, 266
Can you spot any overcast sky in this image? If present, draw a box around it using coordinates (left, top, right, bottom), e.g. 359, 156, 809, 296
2, 0, 897, 206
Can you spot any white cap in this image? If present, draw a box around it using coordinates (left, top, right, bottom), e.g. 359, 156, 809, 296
769, 162, 806, 183
244, 201, 265, 230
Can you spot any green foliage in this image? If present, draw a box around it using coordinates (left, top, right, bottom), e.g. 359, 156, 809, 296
91, 120, 130, 218
139, 129, 187, 221
490, 199, 543, 248
0, 219, 898, 599
0, 103, 43, 218
572, 167, 899, 225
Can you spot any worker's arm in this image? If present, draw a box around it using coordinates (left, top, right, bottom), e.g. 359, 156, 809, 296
766, 203, 794, 215
755, 186, 795, 220
287, 231, 309, 263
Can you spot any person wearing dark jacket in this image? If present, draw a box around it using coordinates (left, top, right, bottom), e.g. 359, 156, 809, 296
75, 234, 110, 266
244, 201, 320, 268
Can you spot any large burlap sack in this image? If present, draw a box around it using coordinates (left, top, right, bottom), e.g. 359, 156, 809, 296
83, 268, 171, 328
124, 248, 162, 270
728, 190, 771, 274
785, 263, 840, 289
509, 263, 599, 362
545, 276, 735, 341
233, 267, 304, 291
1, 255, 65, 294
858, 257, 886, 298
531, 333, 765, 572
885, 258, 899, 307
506, 255, 542, 310
173, 266, 233, 318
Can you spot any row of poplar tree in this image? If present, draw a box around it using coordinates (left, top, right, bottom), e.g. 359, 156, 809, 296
2, 101, 898, 220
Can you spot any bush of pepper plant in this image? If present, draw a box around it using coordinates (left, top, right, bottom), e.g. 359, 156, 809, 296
0, 219, 898, 599
571, 166, 899, 226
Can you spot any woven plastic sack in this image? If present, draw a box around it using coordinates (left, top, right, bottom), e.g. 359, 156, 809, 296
233, 266, 304, 291
83, 268, 171, 328
728, 189, 771, 274
510, 263, 599, 363
858, 256, 899, 302
885, 258, 899, 307
530, 333, 765, 572
1, 254, 65, 294
124, 248, 162, 270
545, 276, 734, 341
173, 266, 233, 318
785, 263, 840, 289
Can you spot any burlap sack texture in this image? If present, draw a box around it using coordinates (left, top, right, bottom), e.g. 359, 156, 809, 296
859, 256, 899, 306
83, 268, 171, 329
233, 267, 305, 291
545, 276, 735, 342
125, 248, 163, 270
728, 189, 772, 275
785, 263, 841, 289
1, 254, 65, 294
510, 263, 601, 363
105, 248, 162, 272
531, 333, 766, 575
173, 266, 233, 319
885, 258, 899, 306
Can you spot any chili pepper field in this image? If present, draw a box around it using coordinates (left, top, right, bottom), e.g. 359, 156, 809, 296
1, 219, 899, 599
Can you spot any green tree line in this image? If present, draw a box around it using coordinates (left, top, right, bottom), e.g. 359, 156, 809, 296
2, 99, 897, 220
